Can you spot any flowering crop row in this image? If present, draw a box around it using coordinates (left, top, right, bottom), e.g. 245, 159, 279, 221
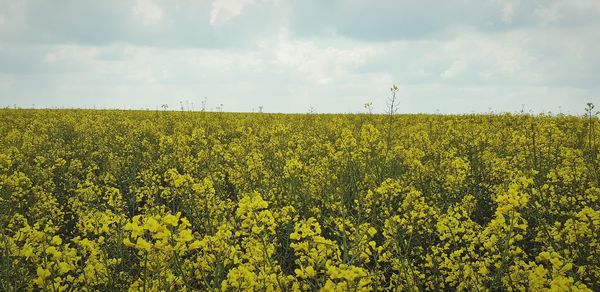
0, 109, 598, 291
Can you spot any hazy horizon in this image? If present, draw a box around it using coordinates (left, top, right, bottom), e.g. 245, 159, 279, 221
1, 0, 599, 114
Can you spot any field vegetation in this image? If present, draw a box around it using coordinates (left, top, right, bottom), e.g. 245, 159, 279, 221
0, 108, 598, 291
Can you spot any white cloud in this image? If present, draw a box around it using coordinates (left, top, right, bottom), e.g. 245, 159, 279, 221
439, 31, 537, 81
0, 77, 14, 91
209, 0, 281, 27
42, 46, 101, 66
0, 1, 29, 33
534, 0, 600, 24
491, 0, 520, 23
133, 0, 163, 25
441, 60, 466, 79
210, 0, 255, 26
533, 6, 561, 24
44, 52, 58, 63
266, 30, 378, 84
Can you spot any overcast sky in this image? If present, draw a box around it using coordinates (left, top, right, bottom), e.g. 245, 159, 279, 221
0, 0, 598, 114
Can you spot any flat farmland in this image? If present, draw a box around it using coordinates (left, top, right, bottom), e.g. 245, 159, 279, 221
0, 109, 598, 291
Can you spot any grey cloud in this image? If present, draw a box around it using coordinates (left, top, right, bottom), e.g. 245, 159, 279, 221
0, 46, 46, 74
1, 0, 285, 49
3, 0, 598, 47
7, 1, 134, 45
288, 0, 572, 41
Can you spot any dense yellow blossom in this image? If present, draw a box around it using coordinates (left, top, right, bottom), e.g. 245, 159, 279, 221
0, 109, 598, 290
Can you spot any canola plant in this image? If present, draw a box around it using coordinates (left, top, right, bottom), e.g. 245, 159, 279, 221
0, 109, 598, 291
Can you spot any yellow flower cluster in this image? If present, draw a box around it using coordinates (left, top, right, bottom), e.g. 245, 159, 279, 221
1, 109, 598, 290
122, 212, 199, 290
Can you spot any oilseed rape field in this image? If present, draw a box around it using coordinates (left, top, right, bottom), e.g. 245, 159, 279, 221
0, 109, 598, 291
